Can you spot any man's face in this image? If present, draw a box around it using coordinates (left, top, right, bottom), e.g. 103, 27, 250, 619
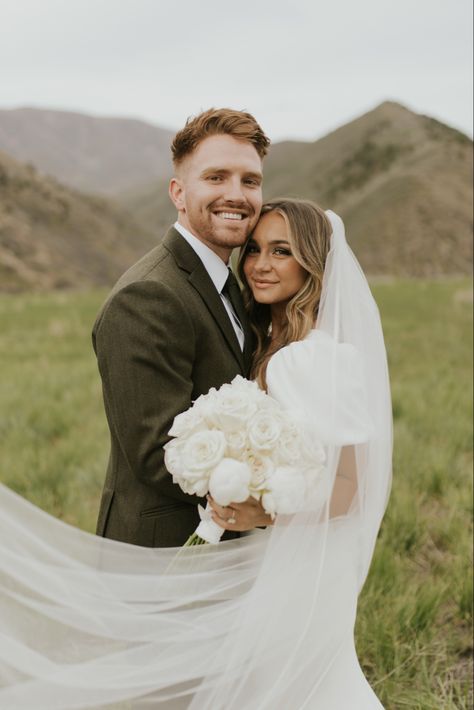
169, 134, 263, 261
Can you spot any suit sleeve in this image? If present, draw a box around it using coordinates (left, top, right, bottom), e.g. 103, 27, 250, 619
93, 280, 203, 504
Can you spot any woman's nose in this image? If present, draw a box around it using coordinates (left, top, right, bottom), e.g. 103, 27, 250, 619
254, 252, 272, 271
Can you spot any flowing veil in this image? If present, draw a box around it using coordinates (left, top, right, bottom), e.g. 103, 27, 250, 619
0, 211, 392, 708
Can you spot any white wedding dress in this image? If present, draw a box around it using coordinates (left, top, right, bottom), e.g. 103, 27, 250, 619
0, 211, 391, 709
265, 329, 385, 709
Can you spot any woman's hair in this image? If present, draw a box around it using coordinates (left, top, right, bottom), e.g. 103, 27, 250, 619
238, 198, 332, 388
171, 108, 270, 166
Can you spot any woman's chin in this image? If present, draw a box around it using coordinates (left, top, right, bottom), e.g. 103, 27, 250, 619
251, 292, 275, 305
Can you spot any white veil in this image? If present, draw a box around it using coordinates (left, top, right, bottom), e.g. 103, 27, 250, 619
0, 211, 392, 709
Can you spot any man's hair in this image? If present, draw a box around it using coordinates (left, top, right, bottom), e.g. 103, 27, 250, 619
171, 108, 270, 166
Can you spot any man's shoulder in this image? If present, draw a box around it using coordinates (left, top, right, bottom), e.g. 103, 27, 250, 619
93, 230, 180, 329
103, 230, 187, 296
115, 239, 173, 289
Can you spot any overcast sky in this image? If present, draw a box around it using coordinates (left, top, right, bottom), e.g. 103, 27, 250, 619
0, 0, 472, 141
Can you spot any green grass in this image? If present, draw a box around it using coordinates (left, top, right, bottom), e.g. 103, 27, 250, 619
0, 280, 472, 708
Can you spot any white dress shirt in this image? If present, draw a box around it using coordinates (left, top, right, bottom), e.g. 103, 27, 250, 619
173, 222, 244, 350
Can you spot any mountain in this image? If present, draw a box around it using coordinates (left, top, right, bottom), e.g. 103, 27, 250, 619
263, 101, 473, 276
0, 150, 156, 292
124, 102, 473, 277
0, 108, 174, 194
1, 102, 471, 283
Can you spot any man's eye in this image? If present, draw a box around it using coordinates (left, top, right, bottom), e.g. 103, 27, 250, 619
207, 175, 222, 182
244, 178, 259, 187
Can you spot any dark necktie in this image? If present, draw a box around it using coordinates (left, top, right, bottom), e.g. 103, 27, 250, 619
222, 269, 245, 335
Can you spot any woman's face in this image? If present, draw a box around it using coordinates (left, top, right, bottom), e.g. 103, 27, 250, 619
243, 211, 308, 306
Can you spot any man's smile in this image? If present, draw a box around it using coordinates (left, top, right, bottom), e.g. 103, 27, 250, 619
212, 209, 248, 222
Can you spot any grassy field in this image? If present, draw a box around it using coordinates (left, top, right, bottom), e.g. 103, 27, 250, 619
0, 280, 472, 709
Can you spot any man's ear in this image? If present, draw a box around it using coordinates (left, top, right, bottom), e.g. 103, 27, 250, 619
169, 178, 185, 211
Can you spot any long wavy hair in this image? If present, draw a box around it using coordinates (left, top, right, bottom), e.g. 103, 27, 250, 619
237, 198, 332, 388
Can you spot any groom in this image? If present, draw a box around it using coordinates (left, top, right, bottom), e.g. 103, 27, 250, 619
93, 108, 270, 547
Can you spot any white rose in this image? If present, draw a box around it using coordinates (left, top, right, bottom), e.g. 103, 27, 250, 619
175, 474, 209, 498
181, 430, 226, 473
208, 388, 258, 432
192, 388, 219, 421
163, 438, 185, 476
276, 427, 305, 466
247, 409, 285, 452
225, 429, 248, 458
246, 452, 275, 490
257, 393, 282, 411
262, 466, 307, 516
229, 375, 261, 394
307, 440, 326, 466
209, 458, 251, 506
168, 407, 206, 438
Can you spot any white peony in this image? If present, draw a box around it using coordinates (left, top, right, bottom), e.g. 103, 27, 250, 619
181, 430, 226, 473
262, 466, 307, 517
209, 458, 252, 506
247, 409, 285, 452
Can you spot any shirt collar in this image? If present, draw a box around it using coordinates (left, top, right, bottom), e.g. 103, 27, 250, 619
174, 221, 229, 293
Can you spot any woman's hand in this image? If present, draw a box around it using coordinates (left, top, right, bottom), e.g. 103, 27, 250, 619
207, 495, 274, 532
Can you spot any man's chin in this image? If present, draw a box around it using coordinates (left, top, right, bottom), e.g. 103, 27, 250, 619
210, 224, 250, 247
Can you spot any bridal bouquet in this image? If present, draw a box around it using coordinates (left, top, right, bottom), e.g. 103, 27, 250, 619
164, 376, 326, 545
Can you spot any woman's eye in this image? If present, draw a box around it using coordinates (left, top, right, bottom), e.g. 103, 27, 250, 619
246, 245, 259, 254
274, 248, 292, 256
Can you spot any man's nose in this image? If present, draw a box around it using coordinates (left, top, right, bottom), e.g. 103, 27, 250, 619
223, 177, 245, 203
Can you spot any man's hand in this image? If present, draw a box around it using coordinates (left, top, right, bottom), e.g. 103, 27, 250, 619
207, 495, 273, 532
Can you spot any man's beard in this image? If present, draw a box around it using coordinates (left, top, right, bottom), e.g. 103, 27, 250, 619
189, 202, 257, 248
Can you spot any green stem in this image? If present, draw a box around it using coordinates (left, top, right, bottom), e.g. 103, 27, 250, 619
183, 533, 209, 547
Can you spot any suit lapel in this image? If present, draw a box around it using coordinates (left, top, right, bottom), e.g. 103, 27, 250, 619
163, 228, 245, 372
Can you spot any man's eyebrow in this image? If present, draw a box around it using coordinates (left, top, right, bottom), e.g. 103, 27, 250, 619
200, 167, 263, 180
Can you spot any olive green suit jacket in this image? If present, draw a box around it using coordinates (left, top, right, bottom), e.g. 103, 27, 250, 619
93, 227, 253, 547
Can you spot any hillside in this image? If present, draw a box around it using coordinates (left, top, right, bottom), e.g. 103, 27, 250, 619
0, 150, 156, 292
0, 108, 174, 194
125, 102, 473, 277
264, 102, 473, 276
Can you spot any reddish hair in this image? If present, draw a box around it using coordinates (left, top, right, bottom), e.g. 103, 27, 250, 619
171, 108, 270, 166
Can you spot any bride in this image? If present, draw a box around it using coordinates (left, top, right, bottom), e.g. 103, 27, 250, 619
0, 201, 392, 709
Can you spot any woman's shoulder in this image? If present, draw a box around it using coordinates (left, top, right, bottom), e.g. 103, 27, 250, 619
267, 329, 359, 377
266, 330, 371, 445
